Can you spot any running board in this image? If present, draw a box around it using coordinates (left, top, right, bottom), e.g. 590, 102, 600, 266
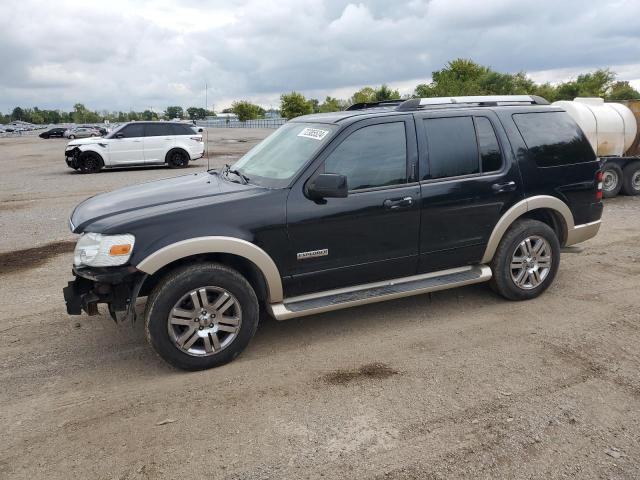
268, 265, 492, 320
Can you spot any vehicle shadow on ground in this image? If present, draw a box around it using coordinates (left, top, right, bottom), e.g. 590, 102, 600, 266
63, 282, 503, 377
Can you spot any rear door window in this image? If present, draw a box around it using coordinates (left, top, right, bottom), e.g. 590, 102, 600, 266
512, 111, 595, 167
145, 123, 172, 137
423, 117, 479, 179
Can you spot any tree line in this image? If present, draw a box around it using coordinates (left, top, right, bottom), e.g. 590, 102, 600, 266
3, 59, 639, 125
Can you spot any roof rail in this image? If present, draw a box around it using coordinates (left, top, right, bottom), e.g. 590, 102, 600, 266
396, 95, 549, 111
346, 100, 405, 111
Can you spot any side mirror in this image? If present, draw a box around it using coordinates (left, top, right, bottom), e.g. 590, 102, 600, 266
306, 173, 348, 200
115, 133, 124, 139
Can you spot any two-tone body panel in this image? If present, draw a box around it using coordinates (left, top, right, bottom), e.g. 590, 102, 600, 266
63, 97, 603, 324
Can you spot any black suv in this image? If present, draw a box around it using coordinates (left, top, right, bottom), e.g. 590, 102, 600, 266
39, 127, 67, 138
63, 95, 603, 370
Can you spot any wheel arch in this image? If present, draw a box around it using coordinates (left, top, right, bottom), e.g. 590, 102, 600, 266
136, 236, 283, 302
481, 195, 574, 263
165, 147, 190, 163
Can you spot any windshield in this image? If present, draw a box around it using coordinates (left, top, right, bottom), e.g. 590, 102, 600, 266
230, 122, 337, 188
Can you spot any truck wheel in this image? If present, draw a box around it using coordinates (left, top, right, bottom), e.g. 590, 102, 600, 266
602, 163, 623, 198
145, 263, 259, 371
79, 153, 102, 174
490, 219, 560, 301
621, 161, 640, 196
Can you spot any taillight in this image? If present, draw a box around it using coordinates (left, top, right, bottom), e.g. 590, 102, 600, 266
596, 171, 603, 200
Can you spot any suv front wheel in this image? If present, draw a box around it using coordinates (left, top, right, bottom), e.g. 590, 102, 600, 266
145, 262, 259, 370
490, 219, 560, 301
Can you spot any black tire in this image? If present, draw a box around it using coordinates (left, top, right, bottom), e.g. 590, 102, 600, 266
145, 262, 259, 371
78, 152, 102, 174
68, 134, 75, 139
490, 219, 560, 301
167, 149, 189, 169
621, 161, 640, 196
602, 163, 623, 198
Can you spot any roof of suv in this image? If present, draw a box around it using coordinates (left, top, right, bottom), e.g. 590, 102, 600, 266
292, 95, 562, 126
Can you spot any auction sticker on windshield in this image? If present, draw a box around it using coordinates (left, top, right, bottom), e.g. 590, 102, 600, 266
297, 127, 329, 140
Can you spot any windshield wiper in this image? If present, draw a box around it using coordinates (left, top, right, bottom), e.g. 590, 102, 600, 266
223, 164, 250, 184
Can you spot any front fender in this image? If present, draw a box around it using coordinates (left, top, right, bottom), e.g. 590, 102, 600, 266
135, 236, 284, 302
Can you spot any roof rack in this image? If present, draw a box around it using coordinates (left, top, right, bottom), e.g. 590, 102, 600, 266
345, 100, 405, 111
396, 95, 549, 111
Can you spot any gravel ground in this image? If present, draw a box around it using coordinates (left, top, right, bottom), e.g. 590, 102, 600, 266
0, 131, 639, 479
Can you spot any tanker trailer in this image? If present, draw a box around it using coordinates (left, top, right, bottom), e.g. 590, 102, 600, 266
552, 97, 640, 197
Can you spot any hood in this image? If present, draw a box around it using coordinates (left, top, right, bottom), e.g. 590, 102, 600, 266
70, 171, 260, 232
66, 137, 104, 147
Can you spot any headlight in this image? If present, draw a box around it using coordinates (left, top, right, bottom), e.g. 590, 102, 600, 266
73, 233, 135, 267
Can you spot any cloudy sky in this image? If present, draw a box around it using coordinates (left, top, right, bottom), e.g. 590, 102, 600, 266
1, 0, 639, 113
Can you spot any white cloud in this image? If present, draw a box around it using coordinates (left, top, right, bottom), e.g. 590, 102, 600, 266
0, 0, 638, 112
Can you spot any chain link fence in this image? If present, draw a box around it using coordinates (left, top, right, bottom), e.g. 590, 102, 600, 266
196, 118, 286, 129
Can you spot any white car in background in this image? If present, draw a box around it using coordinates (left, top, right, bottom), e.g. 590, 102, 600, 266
64, 121, 205, 173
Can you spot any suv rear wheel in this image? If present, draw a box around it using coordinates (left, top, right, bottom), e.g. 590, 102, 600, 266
168, 150, 189, 169
490, 219, 560, 301
145, 263, 259, 370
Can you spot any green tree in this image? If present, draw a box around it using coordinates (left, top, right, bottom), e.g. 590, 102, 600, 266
308, 98, 320, 113
280, 92, 313, 119
186, 107, 208, 120
142, 110, 158, 121
608, 81, 640, 100
374, 84, 401, 101
350, 87, 377, 104
231, 101, 264, 121
318, 96, 344, 113
165, 106, 184, 119
11, 107, 24, 121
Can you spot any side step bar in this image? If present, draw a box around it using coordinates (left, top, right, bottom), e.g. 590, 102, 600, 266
268, 265, 492, 321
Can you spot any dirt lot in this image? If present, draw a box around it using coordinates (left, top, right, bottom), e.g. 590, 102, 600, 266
1, 131, 639, 479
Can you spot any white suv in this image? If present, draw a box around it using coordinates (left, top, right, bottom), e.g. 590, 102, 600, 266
64, 122, 204, 173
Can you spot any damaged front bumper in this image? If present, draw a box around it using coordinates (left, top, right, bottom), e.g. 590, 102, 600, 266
63, 265, 147, 322
65, 148, 80, 169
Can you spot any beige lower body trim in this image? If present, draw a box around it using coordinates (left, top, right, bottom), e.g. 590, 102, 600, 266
136, 236, 284, 302
565, 220, 601, 246
268, 265, 492, 321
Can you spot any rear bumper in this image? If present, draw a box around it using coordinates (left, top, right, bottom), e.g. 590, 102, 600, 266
565, 220, 601, 246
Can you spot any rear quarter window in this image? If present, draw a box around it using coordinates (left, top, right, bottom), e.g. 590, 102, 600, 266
512, 111, 595, 167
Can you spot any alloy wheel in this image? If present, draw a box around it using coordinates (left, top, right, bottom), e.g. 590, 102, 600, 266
510, 235, 552, 290
167, 286, 242, 356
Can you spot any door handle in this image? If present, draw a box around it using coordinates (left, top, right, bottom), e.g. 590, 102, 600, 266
492, 181, 516, 193
383, 196, 414, 210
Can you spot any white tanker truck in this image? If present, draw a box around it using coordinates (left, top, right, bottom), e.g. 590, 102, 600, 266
552, 97, 640, 198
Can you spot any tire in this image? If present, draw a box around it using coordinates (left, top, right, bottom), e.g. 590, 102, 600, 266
145, 262, 259, 371
490, 219, 560, 301
78, 152, 102, 174
621, 161, 640, 196
602, 163, 623, 198
167, 149, 189, 168
68, 135, 75, 139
